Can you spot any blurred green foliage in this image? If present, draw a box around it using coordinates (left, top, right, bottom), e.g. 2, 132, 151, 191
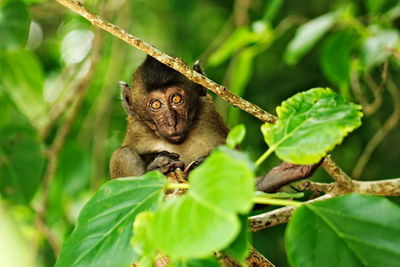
0, 0, 399, 266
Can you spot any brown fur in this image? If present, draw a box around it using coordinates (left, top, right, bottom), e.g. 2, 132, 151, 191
109, 56, 228, 178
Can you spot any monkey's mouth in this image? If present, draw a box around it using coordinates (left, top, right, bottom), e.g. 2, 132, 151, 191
165, 133, 186, 143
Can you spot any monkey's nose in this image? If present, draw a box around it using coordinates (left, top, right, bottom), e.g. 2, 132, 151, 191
166, 110, 177, 128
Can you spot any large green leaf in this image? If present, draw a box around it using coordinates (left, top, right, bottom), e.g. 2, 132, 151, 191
285, 11, 339, 65
0, 0, 30, 50
148, 148, 254, 259
286, 194, 400, 267
0, 126, 45, 204
55, 172, 166, 267
261, 88, 362, 164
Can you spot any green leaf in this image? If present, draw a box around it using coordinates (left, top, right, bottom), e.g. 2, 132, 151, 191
152, 195, 239, 259
0, 126, 45, 204
0, 50, 47, 129
320, 30, 353, 88
254, 191, 304, 199
55, 172, 166, 267
286, 194, 400, 267
231, 48, 256, 97
285, 11, 339, 65
366, 0, 389, 14
208, 27, 261, 67
226, 124, 246, 149
261, 88, 362, 164
149, 148, 254, 259
0, 0, 30, 50
223, 215, 251, 264
171, 257, 221, 267
131, 211, 155, 257
361, 27, 399, 68
263, 0, 284, 22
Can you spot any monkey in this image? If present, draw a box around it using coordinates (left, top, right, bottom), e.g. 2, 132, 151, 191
109, 55, 229, 178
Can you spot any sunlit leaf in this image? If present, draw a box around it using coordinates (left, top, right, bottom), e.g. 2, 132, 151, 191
55, 172, 166, 267
361, 27, 399, 68
286, 194, 400, 267
0, 0, 30, 50
285, 11, 339, 65
149, 148, 254, 259
0, 206, 38, 267
0, 126, 45, 204
226, 124, 246, 149
261, 88, 362, 164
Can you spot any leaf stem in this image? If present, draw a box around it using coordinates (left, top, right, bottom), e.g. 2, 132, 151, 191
165, 183, 190, 190
255, 147, 274, 166
253, 196, 302, 207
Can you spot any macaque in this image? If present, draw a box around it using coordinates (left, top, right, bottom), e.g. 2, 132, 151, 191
110, 55, 229, 178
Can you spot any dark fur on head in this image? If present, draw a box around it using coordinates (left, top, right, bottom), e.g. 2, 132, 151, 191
134, 56, 183, 92
131, 56, 206, 96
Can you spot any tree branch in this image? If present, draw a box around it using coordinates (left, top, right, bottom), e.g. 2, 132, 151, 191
250, 176, 400, 231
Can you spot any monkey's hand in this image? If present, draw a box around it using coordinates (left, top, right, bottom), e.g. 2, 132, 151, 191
183, 156, 206, 175
147, 151, 185, 174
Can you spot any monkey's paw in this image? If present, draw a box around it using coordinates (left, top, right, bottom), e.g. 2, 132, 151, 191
148, 152, 185, 174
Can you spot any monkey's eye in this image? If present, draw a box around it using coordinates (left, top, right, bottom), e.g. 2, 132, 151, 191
171, 94, 183, 104
150, 100, 162, 110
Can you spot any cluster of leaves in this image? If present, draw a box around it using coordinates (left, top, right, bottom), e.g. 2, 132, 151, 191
55, 88, 400, 266
207, 0, 400, 125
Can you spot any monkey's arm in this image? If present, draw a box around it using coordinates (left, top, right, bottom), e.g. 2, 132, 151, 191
110, 146, 145, 179
256, 161, 321, 192
110, 147, 185, 179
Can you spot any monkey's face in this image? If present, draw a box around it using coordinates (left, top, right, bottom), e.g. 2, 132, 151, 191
144, 87, 197, 144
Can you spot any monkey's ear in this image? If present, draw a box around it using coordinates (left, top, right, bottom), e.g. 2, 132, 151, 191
119, 81, 134, 115
193, 60, 207, 96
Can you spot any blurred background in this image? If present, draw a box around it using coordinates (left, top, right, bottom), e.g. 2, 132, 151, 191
0, 0, 399, 266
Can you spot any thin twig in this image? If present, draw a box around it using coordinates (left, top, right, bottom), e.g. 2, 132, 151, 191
350, 66, 385, 116
55, 0, 277, 123
385, 47, 400, 59
321, 155, 353, 193
352, 77, 400, 179
233, 0, 250, 26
